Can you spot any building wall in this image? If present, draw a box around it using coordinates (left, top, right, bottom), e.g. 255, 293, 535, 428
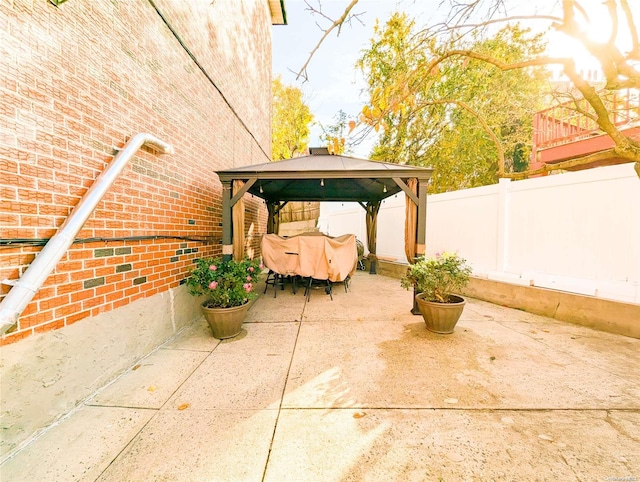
1, 0, 270, 345
0, 0, 273, 455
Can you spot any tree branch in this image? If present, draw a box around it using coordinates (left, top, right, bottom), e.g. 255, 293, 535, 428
605, 0, 619, 46
554, 1, 640, 89
620, 0, 640, 58
435, 49, 571, 71
296, 0, 360, 81
436, 14, 563, 32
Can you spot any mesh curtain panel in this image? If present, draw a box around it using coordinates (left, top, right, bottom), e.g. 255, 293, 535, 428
267, 202, 281, 235
404, 178, 418, 264
232, 180, 245, 261
365, 201, 381, 266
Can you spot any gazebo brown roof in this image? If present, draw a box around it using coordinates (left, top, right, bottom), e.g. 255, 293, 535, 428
215, 148, 433, 275
217, 148, 433, 202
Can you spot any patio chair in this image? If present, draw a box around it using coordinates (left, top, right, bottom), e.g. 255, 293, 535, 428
327, 275, 350, 294
264, 271, 299, 297
304, 277, 333, 301
263, 270, 286, 298
356, 238, 365, 271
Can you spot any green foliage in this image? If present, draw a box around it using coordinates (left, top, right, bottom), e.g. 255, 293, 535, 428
186, 257, 263, 308
272, 76, 314, 160
358, 15, 550, 192
401, 252, 472, 303
320, 109, 353, 155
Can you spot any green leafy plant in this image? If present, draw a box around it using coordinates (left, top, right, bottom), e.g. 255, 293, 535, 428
401, 252, 472, 303
186, 257, 263, 308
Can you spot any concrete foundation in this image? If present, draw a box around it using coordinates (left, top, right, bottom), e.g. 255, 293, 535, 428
0, 284, 202, 457
1, 271, 638, 480
374, 259, 640, 339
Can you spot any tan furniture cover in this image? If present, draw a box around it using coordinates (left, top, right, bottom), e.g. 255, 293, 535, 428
261, 233, 357, 282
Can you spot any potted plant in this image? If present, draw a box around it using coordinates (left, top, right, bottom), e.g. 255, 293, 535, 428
186, 257, 263, 339
401, 252, 472, 334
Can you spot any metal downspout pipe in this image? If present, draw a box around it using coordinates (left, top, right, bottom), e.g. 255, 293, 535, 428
0, 133, 174, 336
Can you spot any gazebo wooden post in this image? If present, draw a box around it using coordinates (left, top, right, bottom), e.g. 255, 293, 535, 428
416, 179, 427, 256
221, 180, 233, 261
411, 178, 429, 314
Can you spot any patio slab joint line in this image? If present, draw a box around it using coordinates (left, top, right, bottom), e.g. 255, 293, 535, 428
260, 318, 303, 482
92, 340, 218, 479
0, 328, 200, 466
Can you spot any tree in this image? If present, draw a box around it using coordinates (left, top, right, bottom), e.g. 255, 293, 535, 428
272, 76, 314, 160
299, 0, 640, 179
359, 17, 549, 191
319, 109, 354, 155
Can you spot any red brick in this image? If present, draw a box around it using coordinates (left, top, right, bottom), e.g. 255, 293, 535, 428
39, 294, 70, 311
1, 0, 271, 344
16, 304, 49, 325
66, 310, 91, 326
70, 270, 95, 282
54, 302, 83, 318
82, 295, 105, 309
1, 330, 32, 346
34, 320, 65, 334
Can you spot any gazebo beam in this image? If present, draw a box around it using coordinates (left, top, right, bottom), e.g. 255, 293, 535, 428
230, 177, 256, 206
221, 180, 233, 261
393, 177, 419, 205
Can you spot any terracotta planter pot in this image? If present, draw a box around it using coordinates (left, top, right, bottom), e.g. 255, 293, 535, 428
201, 302, 250, 339
415, 293, 466, 334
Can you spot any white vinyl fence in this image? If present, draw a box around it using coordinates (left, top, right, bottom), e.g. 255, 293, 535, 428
320, 163, 640, 304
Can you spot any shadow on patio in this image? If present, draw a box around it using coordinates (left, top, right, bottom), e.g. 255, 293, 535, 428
2, 271, 639, 481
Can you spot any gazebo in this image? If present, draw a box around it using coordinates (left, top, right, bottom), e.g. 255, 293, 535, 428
216, 148, 433, 274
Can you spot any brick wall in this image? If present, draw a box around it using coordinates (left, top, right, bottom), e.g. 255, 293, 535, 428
0, 0, 271, 345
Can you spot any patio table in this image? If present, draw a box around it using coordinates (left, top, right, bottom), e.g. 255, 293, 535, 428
261, 233, 357, 283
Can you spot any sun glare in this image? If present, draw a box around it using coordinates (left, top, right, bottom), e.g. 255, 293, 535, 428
544, 0, 637, 79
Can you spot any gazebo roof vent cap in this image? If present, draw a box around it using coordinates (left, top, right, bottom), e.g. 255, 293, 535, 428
309, 147, 330, 155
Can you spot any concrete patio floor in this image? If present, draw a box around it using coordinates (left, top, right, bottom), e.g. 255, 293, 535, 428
2, 271, 639, 481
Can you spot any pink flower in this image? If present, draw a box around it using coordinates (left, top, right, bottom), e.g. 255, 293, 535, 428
246, 275, 252, 281
209, 265, 217, 271
248, 267, 254, 272
259, 262, 264, 270
208, 281, 218, 290
243, 283, 253, 293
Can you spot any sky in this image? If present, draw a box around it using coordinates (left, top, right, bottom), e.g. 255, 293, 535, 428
272, 0, 437, 157
272, 0, 639, 158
